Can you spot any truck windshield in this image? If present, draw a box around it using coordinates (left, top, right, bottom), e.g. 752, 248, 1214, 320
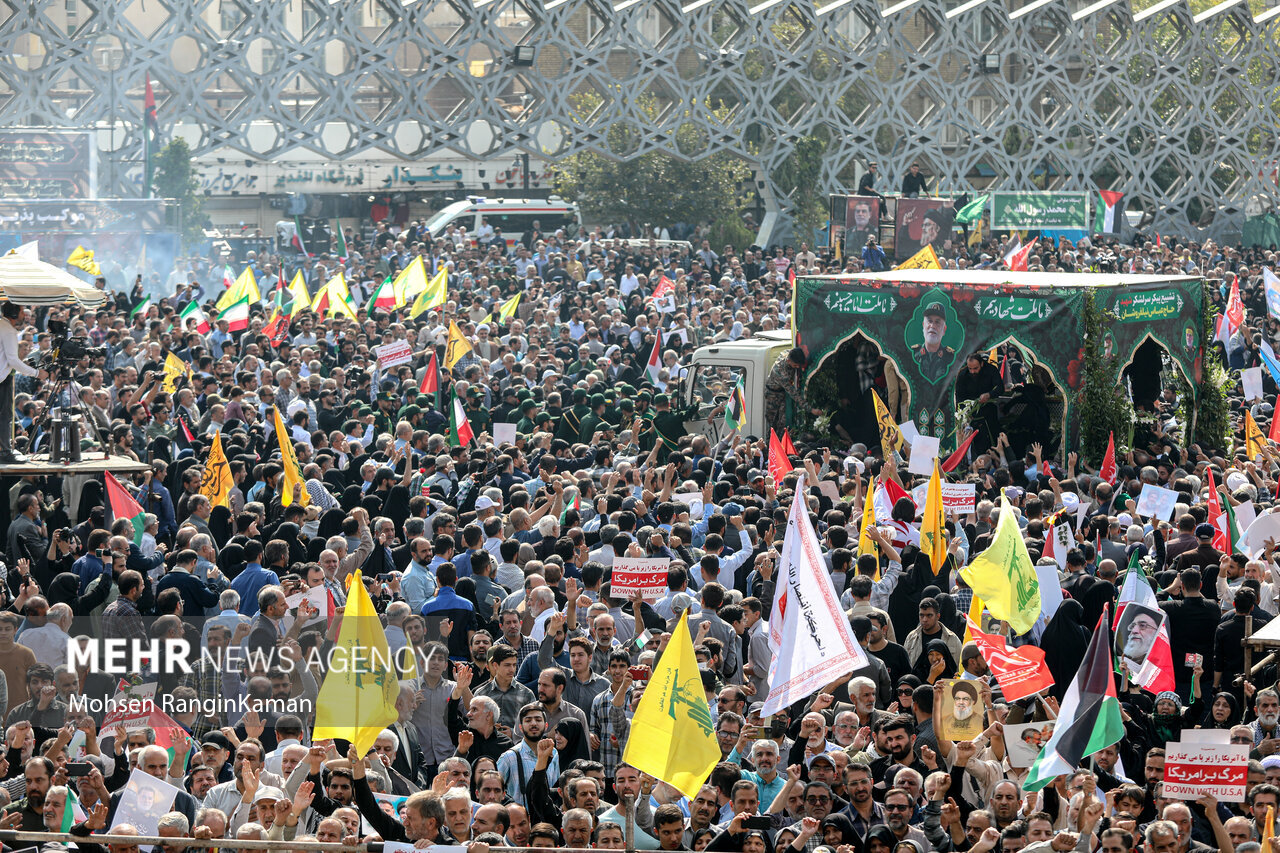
691, 364, 745, 406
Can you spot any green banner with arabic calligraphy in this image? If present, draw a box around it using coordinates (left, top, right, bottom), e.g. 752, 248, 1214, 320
794, 275, 1203, 452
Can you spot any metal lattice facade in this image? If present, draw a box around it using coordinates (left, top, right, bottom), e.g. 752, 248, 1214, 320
0, 0, 1276, 237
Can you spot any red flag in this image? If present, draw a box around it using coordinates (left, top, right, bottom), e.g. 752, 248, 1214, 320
1000, 349, 1007, 381
1156, 233, 1162, 248
419, 351, 439, 395
653, 276, 675, 298
1270, 410, 1280, 445
940, 430, 978, 473
767, 430, 791, 483
781, 428, 797, 457
1206, 468, 1229, 553
1099, 431, 1117, 485
787, 266, 796, 285
1041, 461, 1051, 477
965, 617, 1054, 701
1006, 240, 1034, 272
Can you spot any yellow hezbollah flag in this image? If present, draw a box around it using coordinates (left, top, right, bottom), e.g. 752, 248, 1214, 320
962, 592, 986, 645
496, 292, 522, 322
444, 320, 473, 370
161, 351, 191, 394
409, 266, 448, 319
1263, 805, 1274, 853
217, 267, 259, 311
896, 244, 941, 270
1246, 410, 1268, 461
272, 406, 311, 508
312, 568, 401, 757
921, 458, 947, 574
622, 611, 720, 798
857, 475, 880, 580
393, 256, 430, 306
871, 391, 902, 461
199, 430, 233, 508
287, 270, 311, 316
960, 495, 1041, 634
67, 246, 101, 276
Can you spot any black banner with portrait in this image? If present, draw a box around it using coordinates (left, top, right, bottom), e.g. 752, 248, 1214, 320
895, 198, 955, 261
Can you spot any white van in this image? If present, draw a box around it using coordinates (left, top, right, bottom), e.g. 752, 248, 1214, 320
423, 197, 580, 247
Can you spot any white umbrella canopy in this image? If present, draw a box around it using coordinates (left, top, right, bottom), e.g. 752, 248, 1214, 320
0, 254, 109, 308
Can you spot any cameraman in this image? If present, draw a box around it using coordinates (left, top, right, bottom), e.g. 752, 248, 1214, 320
0, 302, 44, 463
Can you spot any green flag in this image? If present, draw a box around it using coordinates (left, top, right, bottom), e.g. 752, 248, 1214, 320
954, 194, 990, 225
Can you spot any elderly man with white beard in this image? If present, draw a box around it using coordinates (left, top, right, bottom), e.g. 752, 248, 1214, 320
1249, 689, 1280, 749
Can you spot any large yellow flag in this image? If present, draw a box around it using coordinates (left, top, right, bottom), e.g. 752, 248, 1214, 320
409, 267, 448, 319
960, 495, 1041, 634
871, 391, 903, 461
287, 270, 311, 316
444, 320, 473, 370
1246, 410, 1269, 461
272, 406, 311, 507
217, 267, 259, 311
921, 458, 947, 574
622, 611, 719, 798
199, 430, 233, 508
392, 256, 430, 306
961, 592, 986, 645
66, 245, 101, 276
857, 475, 880, 580
1263, 805, 1274, 853
496, 292, 522, 323
161, 351, 191, 394
312, 568, 401, 757
896, 244, 941, 270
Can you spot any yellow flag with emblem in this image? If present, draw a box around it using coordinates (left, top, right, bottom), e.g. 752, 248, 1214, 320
960, 495, 1041, 634
287, 270, 311, 316
1246, 410, 1268, 461
921, 458, 947, 575
217, 267, 259, 311
409, 266, 448, 319
622, 611, 720, 799
312, 568, 402, 757
895, 244, 941, 270
161, 351, 191, 394
272, 406, 311, 507
199, 430, 233, 508
67, 245, 101, 276
871, 391, 903, 461
444, 320, 473, 370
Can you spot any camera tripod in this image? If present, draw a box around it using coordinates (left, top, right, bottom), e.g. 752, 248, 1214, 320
25, 362, 113, 462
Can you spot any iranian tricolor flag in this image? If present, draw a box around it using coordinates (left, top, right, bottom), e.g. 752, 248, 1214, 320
448, 388, 474, 447
179, 301, 210, 334
1023, 605, 1125, 791
222, 265, 235, 290
218, 296, 251, 332
1115, 552, 1175, 695
105, 472, 146, 545
368, 276, 397, 312
645, 328, 664, 385
1094, 190, 1125, 234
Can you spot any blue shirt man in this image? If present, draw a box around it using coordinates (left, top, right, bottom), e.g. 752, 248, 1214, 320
419, 563, 474, 660
230, 548, 279, 618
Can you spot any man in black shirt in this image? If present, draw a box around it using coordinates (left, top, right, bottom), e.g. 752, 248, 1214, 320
955, 353, 1005, 455
1162, 568, 1222, 696
901, 162, 928, 197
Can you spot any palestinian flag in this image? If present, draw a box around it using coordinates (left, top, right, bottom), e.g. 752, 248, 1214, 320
1115, 551, 1175, 695
179, 301, 209, 334
130, 296, 152, 318
645, 328, 663, 385
174, 415, 195, 453
293, 215, 310, 256
724, 375, 746, 431
448, 387, 473, 448
218, 296, 251, 332
1094, 190, 1124, 234
560, 490, 581, 524
61, 784, 83, 832
105, 472, 146, 545
1023, 605, 1125, 792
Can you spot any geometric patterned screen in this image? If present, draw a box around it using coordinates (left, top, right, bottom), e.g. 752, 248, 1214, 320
0, 0, 1273, 238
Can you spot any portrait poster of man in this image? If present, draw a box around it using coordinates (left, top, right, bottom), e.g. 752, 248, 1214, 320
1003, 721, 1056, 767
904, 290, 964, 386
937, 678, 985, 742
110, 767, 180, 836
895, 198, 955, 260
844, 196, 881, 256
1115, 602, 1164, 674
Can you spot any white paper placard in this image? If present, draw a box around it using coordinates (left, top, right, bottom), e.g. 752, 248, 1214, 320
907, 435, 940, 476
1243, 367, 1264, 402
1135, 483, 1179, 521
899, 421, 920, 444
493, 422, 517, 445
672, 492, 705, 519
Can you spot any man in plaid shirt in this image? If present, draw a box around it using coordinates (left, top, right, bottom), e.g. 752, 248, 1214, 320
588, 651, 634, 778
101, 569, 147, 644
180, 622, 247, 739
494, 608, 539, 666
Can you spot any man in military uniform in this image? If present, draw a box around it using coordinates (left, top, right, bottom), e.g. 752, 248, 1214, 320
373, 391, 398, 437
652, 393, 698, 454
578, 394, 608, 443
764, 347, 821, 438
465, 386, 492, 437
633, 391, 657, 452
913, 302, 955, 384
515, 399, 539, 434
557, 387, 591, 441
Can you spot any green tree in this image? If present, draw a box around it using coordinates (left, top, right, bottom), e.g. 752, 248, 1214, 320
772, 135, 827, 245
151, 138, 207, 249
550, 91, 753, 238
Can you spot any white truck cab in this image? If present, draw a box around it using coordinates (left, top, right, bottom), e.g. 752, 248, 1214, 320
680, 329, 792, 443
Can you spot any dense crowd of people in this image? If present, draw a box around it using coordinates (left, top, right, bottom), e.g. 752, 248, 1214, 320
0, 217, 1276, 853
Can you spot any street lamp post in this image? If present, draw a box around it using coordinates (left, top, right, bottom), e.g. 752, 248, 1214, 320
93, 36, 124, 198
